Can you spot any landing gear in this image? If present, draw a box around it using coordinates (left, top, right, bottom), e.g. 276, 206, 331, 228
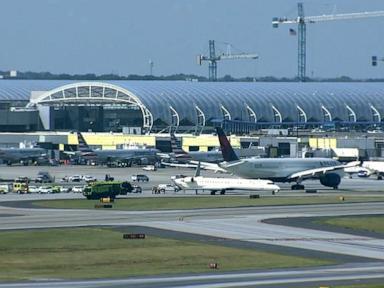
291, 184, 305, 190
272, 189, 279, 195
210, 191, 216, 195
220, 190, 226, 195
378, 175, 383, 180
333, 186, 338, 190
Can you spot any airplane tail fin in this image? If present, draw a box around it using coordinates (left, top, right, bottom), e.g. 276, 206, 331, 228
77, 132, 94, 154
194, 162, 201, 177
170, 131, 191, 161
216, 127, 239, 162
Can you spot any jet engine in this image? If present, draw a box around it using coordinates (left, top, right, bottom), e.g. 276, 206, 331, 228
319, 173, 341, 189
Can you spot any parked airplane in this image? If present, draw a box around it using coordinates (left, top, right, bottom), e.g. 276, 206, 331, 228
74, 132, 160, 166
0, 147, 48, 165
173, 163, 280, 195
167, 132, 223, 163
362, 161, 384, 179
215, 127, 359, 190
166, 131, 264, 163
345, 161, 384, 180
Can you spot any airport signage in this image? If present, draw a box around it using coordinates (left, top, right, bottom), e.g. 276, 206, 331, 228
123, 233, 146, 239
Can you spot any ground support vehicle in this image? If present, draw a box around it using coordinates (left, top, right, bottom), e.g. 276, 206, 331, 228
83, 181, 133, 200
132, 184, 142, 193
13, 179, 29, 194
35, 171, 54, 183
131, 174, 149, 182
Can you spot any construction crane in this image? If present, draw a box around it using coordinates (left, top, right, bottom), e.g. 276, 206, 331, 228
198, 40, 258, 81
273, 3, 384, 82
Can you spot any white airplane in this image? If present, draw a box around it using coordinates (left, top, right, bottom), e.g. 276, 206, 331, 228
363, 161, 384, 179
215, 127, 360, 190
173, 163, 280, 195
345, 161, 384, 179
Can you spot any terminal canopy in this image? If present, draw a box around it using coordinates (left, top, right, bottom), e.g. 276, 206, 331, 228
27, 82, 153, 131
5, 80, 382, 132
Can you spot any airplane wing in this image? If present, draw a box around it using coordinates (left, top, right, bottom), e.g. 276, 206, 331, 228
163, 160, 227, 173
288, 161, 361, 180
157, 152, 171, 159
62, 151, 80, 156
189, 161, 227, 173
362, 161, 384, 176
161, 162, 199, 168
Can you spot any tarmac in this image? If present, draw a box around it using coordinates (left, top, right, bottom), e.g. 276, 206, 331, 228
1, 164, 384, 287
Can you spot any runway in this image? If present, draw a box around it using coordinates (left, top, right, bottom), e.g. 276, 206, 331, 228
1, 203, 384, 286
0, 263, 383, 288
1, 202, 384, 261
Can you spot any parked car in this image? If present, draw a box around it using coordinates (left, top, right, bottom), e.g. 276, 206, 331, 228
15, 176, 30, 183
58, 186, 71, 193
82, 175, 96, 183
35, 171, 54, 183
39, 186, 53, 194
358, 170, 370, 178
69, 175, 82, 182
132, 184, 142, 193
28, 185, 40, 193
72, 186, 84, 193
142, 165, 156, 171
156, 184, 180, 193
51, 186, 61, 193
131, 174, 149, 182
0, 183, 11, 194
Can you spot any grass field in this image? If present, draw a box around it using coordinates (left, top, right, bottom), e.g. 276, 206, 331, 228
316, 215, 384, 235
0, 228, 332, 281
32, 195, 384, 211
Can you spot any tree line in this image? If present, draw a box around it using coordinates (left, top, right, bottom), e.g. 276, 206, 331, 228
2, 71, 384, 82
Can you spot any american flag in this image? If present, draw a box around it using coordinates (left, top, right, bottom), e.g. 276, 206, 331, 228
289, 28, 297, 36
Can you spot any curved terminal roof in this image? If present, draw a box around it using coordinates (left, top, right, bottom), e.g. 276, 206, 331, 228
1, 80, 384, 128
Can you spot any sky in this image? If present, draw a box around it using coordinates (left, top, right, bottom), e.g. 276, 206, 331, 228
1, 0, 384, 79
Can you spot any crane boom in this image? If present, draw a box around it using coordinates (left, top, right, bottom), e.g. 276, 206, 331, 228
219, 53, 258, 60
198, 40, 258, 81
273, 10, 384, 26
307, 11, 384, 23
273, 4, 384, 82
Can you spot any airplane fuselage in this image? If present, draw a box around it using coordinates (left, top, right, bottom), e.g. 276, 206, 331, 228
173, 149, 260, 164
221, 158, 342, 181
174, 176, 280, 192
82, 148, 159, 164
0, 148, 47, 163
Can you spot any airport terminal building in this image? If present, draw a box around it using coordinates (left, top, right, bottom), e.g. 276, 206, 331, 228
1, 80, 383, 134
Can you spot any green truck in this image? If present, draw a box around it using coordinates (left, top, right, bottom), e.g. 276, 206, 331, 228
83, 181, 133, 200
